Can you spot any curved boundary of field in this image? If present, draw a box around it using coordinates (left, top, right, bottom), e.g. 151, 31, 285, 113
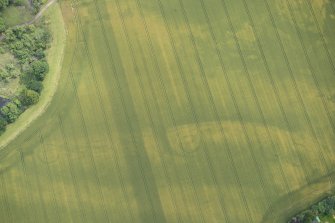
0, 2, 66, 150
261, 172, 335, 223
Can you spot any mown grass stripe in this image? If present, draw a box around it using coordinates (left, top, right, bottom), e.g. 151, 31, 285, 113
0, 171, 13, 222
39, 134, 61, 222
211, 1, 272, 216
18, 147, 40, 223
58, 115, 88, 223
153, 0, 232, 221
77, 8, 138, 221
127, 0, 204, 220
262, 0, 325, 184
177, 0, 258, 221
236, 0, 291, 193
305, 0, 335, 74
30, 151, 50, 221
284, 0, 335, 162
69, 9, 136, 221
182, 0, 293, 215
87, 0, 168, 221
274, 0, 331, 178
70, 2, 126, 222
111, 1, 184, 221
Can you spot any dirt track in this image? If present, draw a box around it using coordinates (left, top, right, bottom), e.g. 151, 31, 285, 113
26, 0, 57, 26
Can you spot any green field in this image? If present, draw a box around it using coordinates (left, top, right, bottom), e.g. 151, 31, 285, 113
0, 0, 335, 222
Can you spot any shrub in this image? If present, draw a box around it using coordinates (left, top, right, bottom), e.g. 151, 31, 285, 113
29, 60, 48, 80
0, 101, 21, 123
26, 79, 43, 93
19, 88, 39, 106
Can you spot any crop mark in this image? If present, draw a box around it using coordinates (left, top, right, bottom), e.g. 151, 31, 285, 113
84, 0, 169, 221
262, 0, 330, 184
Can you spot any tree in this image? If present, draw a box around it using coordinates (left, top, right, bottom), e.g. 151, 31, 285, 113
32, 0, 42, 13
34, 48, 45, 59
26, 79, 43, 93
0, 102, 21, 123
28, 60, 49, 80
19, 88, 39, 106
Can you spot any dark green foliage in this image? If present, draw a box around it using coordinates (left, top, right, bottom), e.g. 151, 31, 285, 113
21, 59, 48, 93
4, 24, 50, 95
4, 25, 50, 63
34, 48, 45, 59
9, 0, 25, 6
32, 0, 43, 14
25, 79, 43, 93
0, 101, 21, 123
19, 88, 39, 106
27, 59, 48, 80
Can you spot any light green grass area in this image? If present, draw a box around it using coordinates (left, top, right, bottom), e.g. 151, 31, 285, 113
0, 53, 13, 67
0, 0, 334, 222
0, 78, 20, 98
0, 53, 19, 98
2, 4, 34, 27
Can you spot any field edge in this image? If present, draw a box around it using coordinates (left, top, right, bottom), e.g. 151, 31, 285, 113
0, 2, 67, 150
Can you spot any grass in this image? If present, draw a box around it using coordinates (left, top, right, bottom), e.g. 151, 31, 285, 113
2, 4, 34, 27
0, 0, 334, 222
0, 53, 19, 98
0, 78, 20, 98
321, 216, 335, 223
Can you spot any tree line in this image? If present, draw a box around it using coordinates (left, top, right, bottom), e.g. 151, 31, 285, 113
0, 24, 50, 134
289, 195, 335, 223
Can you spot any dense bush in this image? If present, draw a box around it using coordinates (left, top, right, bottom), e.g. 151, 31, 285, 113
0, 100, 21, 123
4, 25, 50, 63
26, 59, 48, 80
19, 88, 39, 106
32, 0, 43, 14
25, 79, 43, 93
